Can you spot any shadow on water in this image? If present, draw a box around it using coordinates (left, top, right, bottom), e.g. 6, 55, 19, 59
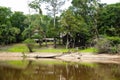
0, 59, 120, 80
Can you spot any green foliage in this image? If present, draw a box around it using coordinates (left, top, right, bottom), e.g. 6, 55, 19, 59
10, 12, 27, 42
35, 48, 68, 53
0, 6, 12, 25
0, 6, 27, 45
72, 0, 100, 35
106, 36, 120, 45
60, 6, 90, 48
24, 38, 36, 52
80, 47, 98, 53
28, 0, 43, 14
0, 25, 20, 45
0, 7, 12, 45
95, 37, 120, 54
117, 44, 120, 54
60, 9, 82, 33
0, 2, 120, 55
24, 38, 35, 44
97, 3, 120, 36
95, 38, 112, 53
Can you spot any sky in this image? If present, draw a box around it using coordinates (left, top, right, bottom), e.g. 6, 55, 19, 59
0, 0, 119, 14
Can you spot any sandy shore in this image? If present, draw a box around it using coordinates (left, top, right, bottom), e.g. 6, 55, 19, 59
0, 52, 120, 64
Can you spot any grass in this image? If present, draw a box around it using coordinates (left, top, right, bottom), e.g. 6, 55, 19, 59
35, 48, 68, 53
7, 44, 29, 52
0, 43, 69, 53
0, 43, 98, 53
79, 47, 98, 53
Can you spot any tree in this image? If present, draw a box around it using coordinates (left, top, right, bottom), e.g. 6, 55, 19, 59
28, 0, 45, 46
31, 14, 44, 46
44, 0, 66, 48
24, 38, 35, 52
97, 3, 120, 37
0, 6, 12, 25
28, 0, 43, 14
41, 15, 52, 46
0, 22, 20, 45
0, 6, 14, 45
10, 12, 27, 42
72, 0, 100, 39
45, 0, 65, 27
23, 14, 52, 46
60, 7, 88, 48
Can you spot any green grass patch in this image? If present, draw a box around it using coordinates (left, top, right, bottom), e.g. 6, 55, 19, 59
7, 44, 29, 52
35, 48, 68, 53
0, 43, 69, 53
0, 43, 98, 54
79, 47, 98, 53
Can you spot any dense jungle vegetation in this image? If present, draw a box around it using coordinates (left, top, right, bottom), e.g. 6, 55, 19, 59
0, 0, 120, 53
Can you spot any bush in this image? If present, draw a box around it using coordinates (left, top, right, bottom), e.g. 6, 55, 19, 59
24, 38, 35, 52
95, 37, 120, 54
107, 36, 120, 45
117, 44, 120, 54
95, 38, 112, 53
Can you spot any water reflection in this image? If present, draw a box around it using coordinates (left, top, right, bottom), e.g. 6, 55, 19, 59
0, 60, 120, 80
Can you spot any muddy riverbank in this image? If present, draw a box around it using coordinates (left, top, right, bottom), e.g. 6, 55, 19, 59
0, 52, 120, 64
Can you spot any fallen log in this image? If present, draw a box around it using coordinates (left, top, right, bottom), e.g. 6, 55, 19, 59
34, 52, 71, 59
35, 55, 56, 58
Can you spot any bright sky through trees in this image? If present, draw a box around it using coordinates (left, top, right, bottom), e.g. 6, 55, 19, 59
0, 0, 119, 14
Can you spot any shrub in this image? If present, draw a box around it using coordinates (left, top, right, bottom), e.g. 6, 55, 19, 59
95, 38, 112, 53
117, 44, 120, 54
95, 37, 120, 54
107, 36, 120, 45
24, 38, 35, 52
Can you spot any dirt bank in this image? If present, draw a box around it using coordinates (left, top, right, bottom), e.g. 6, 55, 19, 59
0, 52, 120, 64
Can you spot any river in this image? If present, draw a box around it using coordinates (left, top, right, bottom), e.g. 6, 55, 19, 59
0, 59, 120, 80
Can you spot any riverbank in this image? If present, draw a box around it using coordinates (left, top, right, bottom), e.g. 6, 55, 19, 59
0, 52, 120, 64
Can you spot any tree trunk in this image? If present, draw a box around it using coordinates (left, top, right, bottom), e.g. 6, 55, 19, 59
44, 32, 47, 47
66, 34, 69, 49
54, 38, 57, 48
72, 38, 75, 48
94, 19, 99, 41
27, 45, 33, 52
59, 33, 61, 45
38, 38, 42, 46
45, 38, 47, 47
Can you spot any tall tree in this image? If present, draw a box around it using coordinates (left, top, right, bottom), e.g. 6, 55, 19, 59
10, 12, 27, 42
28, 0, 45, 46
0, 7, 21, 45
0, 6, 13, 45
97, 3, 120, 36
28, 0, 43, 14
72, 0, 100, 39
60, 7, 88, 48
0, 6, 12, 25
44, 0, 66, 48
45, 0, 65, 28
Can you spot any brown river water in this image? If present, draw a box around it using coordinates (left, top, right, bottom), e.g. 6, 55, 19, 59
0, 59, 120, 80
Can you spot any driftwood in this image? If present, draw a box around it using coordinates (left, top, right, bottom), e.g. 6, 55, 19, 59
34, 52, 71, 59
